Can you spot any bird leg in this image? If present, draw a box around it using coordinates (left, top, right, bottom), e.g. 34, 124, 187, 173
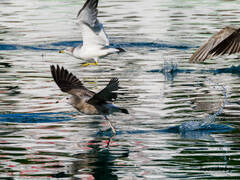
81, 59, 98, 67
104, 115, 116, 135
106, 137, 112, 149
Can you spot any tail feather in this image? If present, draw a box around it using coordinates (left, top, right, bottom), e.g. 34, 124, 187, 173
119, 108, 129, 114
116, 47, 126, 53
105, 104, 129, 114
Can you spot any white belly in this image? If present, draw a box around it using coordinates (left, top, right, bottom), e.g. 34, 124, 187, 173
73, 46, 118, 60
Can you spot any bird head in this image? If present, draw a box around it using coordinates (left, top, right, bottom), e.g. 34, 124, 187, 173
56, 96, 72, 105
59, 47, 74, 55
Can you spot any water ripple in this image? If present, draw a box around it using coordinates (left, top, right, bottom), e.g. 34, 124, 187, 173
0, 41, 192, 52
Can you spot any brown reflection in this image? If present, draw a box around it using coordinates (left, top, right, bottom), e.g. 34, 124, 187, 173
190, 93, 224, 114
190, 80, 225, 115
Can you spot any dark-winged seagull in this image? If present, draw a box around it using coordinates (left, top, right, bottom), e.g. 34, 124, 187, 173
50, 65, 128, 134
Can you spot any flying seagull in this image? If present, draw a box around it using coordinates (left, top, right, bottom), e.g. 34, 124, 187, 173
50, 65, 128, 134
59, 0, 125, 67
190, 26, 240, 63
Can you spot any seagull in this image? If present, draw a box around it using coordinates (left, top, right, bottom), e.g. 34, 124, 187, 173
59, 0, 125, 67
50, 65, 129, 134
190, 26, 240, 63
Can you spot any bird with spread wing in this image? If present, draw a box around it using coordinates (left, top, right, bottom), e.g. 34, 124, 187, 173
50, 65, 128, 134
190, 26, 240, 63
59, 0, 125, 67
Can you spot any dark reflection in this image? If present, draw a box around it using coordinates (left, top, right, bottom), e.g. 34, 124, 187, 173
0, 56, 11, 68
66, 116, 129, 179
69, 137, 129, 179
4, 86, 20, 96
0, 55, 12, 68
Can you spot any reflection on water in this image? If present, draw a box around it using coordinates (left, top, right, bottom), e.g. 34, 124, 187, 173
1, 0, 240, 179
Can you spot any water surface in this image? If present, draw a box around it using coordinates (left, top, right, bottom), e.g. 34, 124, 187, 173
1, 0, 240, 179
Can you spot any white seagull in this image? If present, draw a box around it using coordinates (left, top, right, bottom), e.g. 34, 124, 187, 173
59, 0, 125, 67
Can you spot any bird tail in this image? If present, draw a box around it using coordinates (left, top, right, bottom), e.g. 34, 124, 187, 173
105, 104, 129, 114
116, 47, 126, 53
119, 108, 129, 114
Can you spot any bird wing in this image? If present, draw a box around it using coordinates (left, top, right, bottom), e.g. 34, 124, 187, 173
50, 65, 94, 97
189, 26, 238, 62
209, 28, 240, 56
87, 78, 119, 105
77, 0, 109, 48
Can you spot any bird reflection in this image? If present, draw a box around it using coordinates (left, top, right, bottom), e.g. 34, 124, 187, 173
0, 61, 11, 68
190, 93, 224, 114
69, 136, 129, 179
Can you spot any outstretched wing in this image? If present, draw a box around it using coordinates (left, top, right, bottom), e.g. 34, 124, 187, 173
209, 28, 240, 56
189, 26, 238, 63
77, 0, 98, 27
87, 78, 119, 105
77, 0, 109, 47
50, 65, 94, 97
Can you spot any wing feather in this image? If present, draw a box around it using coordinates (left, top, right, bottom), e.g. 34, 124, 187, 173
81, 22, 109, 47
210, 28, 240, 56
77, 0, 109, 48
190, 26, 237, 62
50, 65, 94, 97
87, 78, 119, 105
77, 0, 98, 27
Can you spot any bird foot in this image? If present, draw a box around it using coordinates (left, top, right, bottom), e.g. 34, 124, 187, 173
81, 62, 98, 67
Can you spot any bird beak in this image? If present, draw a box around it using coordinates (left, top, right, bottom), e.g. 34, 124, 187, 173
55, 97, 65, 104
59, 50, 65, 53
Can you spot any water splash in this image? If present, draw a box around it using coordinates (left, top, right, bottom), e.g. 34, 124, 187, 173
179, 80, 227, 132
161, 61, 178, 80
149, 61, 230, 132
148, 60, 194, 81
100, 80, 231, 139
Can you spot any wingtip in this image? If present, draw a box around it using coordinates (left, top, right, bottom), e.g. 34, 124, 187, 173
50, 65, 54, 71
50, 65, 85, 93
189, 56, 197, 63
50, 64, 61, 71
116, 47, 126, 53
111, 77, 119, 82
120, 108, 129, 114
109, 77, 119, 88
77, 0, 99, 17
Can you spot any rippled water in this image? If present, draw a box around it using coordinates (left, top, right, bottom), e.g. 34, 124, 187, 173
1, 0, 240, 179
